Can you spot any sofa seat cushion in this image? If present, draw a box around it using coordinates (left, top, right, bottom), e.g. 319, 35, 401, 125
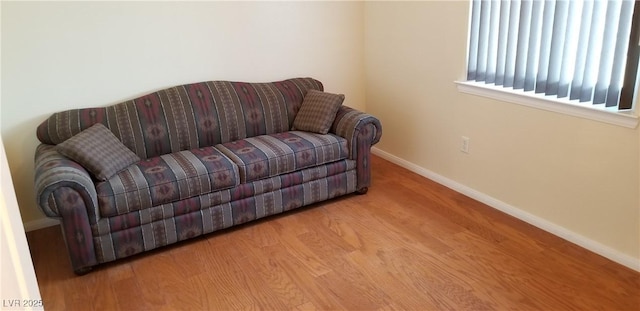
216, 131, 348, 183
97, 147, 239, 218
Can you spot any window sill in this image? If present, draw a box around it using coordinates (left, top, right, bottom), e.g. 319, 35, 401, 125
455, 81, 639, 129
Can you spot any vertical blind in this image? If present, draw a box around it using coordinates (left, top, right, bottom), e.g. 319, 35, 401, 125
467, 0, 640, 110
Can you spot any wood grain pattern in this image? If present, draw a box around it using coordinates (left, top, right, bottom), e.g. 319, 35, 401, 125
27, 155, 639, 310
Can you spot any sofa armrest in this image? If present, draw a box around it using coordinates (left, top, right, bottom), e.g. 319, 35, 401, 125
34, 144, 99, 221
331, 106, 382, 191
331, 106, 382, 158
34, 144, 100, 273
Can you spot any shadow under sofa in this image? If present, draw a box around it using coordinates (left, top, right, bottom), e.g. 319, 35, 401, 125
33, 77, 382, 274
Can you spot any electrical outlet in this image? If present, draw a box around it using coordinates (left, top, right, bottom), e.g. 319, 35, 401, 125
461, 136, 470, 153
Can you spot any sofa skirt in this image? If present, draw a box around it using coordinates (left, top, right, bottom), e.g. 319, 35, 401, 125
92, 163, 357, 264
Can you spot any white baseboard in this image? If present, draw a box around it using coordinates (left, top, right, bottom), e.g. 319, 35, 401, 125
371, 147, 640, 272
24, 218, 59, 232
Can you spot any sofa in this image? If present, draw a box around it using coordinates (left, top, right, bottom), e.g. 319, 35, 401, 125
33, 77, 382, 274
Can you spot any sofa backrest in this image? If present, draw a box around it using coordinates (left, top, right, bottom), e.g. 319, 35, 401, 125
37, 78, 323, 159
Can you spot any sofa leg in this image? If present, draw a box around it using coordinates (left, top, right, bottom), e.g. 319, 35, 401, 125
73, 266, 93, 276
356, 187, 369, 195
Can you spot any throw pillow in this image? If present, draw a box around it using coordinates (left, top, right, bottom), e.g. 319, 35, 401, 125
292, 89, 345, 134
56, 123, 140, 181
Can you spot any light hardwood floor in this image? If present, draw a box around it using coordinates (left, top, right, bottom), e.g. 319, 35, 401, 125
27, 155, 639, 310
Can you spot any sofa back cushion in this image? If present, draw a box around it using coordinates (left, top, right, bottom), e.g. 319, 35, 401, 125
37, 78, 323, 159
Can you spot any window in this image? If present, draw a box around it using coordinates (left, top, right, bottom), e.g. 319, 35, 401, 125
465, 0, 640, 112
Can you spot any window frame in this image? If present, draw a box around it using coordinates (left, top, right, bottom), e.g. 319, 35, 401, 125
456, 80, 639, 128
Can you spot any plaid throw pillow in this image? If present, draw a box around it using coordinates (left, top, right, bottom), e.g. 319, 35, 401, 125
57, 123, 140, 181
292, 89, 345, 134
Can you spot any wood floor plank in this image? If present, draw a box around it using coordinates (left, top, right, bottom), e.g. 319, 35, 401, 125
238, 241, 309, 308
195, 240, 260, 310
218, 239, 294, 311
112, 276, 151, 310
261, 244, 344, 310
345, 249, 441, 310
26, 155, 640, 310
290, 205, 360, 254
266, 222, 334, 278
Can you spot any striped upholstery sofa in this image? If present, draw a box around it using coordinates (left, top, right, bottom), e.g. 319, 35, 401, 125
34, 78, 382, 274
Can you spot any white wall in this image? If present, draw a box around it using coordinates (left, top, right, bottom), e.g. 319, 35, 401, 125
1, 1, 365, 224
1, 138, 42, 309
365, 1, 639, 268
